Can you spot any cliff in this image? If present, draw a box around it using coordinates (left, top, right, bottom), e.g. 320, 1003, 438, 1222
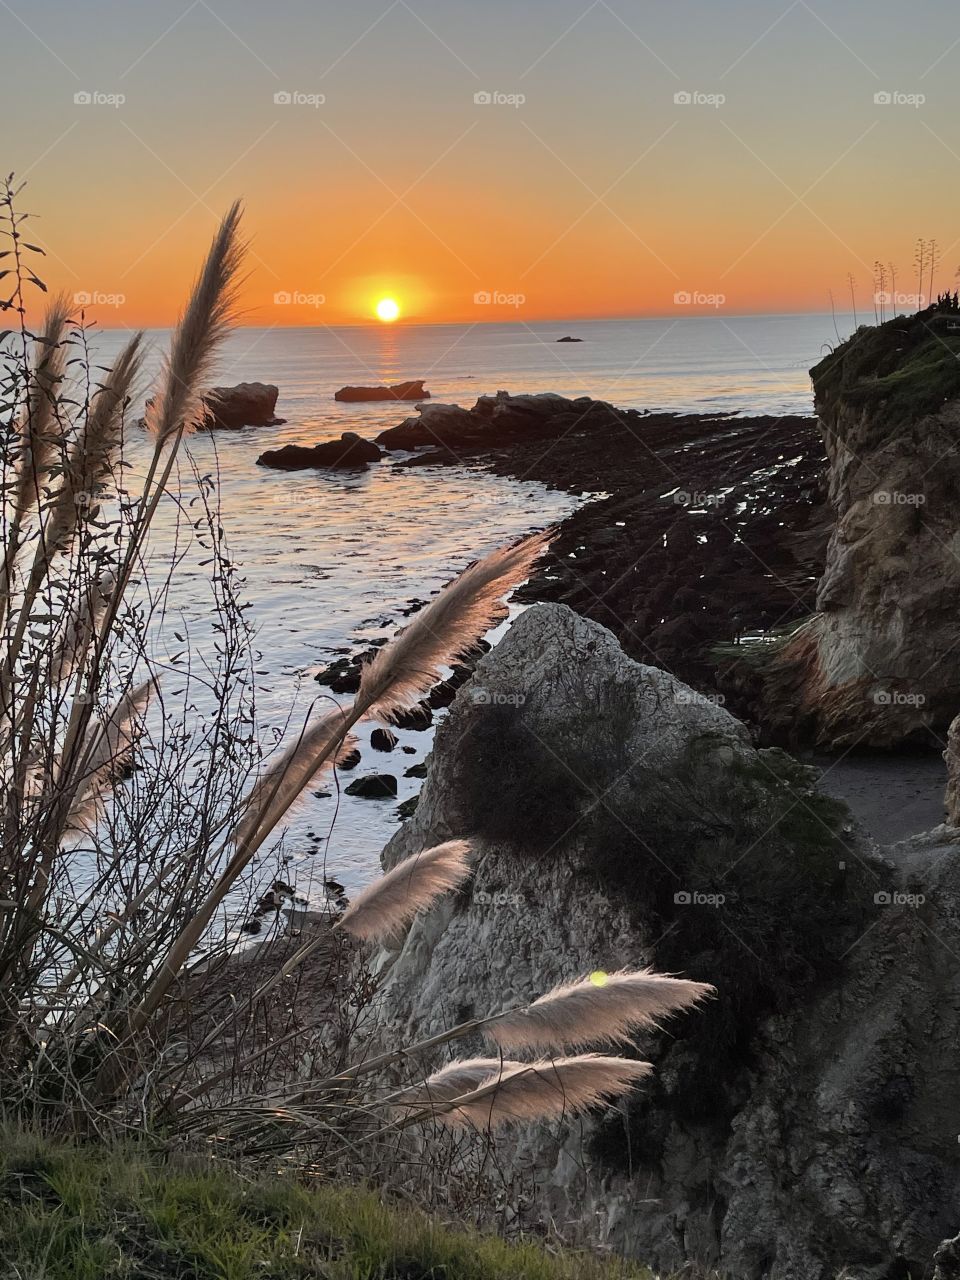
766, 310, 960, 747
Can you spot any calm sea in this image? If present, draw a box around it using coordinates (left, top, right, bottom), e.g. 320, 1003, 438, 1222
80, 312, 844, 904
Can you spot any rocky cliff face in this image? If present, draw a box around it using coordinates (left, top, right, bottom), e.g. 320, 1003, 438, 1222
768, 314, 960, 748
368, 604, 960, 1280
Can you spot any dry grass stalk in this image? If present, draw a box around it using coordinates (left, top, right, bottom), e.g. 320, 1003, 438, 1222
143, 204, 243, 445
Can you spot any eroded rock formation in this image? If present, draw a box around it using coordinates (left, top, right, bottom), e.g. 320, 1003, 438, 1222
202, 382, 284, 428
367, 603, 960, 1280
768, 313, 960, 747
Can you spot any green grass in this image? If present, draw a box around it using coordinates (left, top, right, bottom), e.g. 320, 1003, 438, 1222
810, 308, 960, 429
0, 1128, 655, 1280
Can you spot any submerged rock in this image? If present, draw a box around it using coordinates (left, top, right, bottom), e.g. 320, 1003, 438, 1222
335, 380, 429, 402
556, 335, 583, 342
257, 432, 382, 471
767, 310, 960, 747
363, 603, 960, 1280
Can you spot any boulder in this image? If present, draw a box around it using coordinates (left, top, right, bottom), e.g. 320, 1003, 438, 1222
345, 773, 397, 799
388, 702, 433, 731
335, 380, 429, 402
767, 311, 960, 747
376, 390, 645, 452
257, 432, 382, 471
202, 382, 283, 429
556, 335, 583, 342
370, 727, 398, 753
362, 603, 960, 1280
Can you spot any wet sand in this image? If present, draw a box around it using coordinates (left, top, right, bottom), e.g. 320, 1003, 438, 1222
813, 752, 947, 846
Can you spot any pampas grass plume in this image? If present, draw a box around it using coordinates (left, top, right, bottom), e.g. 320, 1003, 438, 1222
358, 530, 550, 722
337, 840, 473, 943
486, 967, 714, 1053
423, 1054, 653, 1129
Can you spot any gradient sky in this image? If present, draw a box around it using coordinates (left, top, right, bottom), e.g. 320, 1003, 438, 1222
4, 0, 960, 325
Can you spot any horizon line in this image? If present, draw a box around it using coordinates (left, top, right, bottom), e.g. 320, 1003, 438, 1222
86, 306, 859, 332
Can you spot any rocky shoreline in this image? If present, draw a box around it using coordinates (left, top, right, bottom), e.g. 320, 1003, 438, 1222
388, 394, 831, 736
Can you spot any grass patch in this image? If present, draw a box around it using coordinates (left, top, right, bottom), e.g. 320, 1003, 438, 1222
0, 1127, 655, 1280
810, 309, 960, 429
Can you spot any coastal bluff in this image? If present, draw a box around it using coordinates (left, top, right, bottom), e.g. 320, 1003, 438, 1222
365, 604, 960, 1280
766, 311, 960, 748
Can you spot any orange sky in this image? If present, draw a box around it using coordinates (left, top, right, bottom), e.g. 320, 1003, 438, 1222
5, 0, 959, 327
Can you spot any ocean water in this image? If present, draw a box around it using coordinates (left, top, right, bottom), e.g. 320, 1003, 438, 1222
79, 312, 843, 902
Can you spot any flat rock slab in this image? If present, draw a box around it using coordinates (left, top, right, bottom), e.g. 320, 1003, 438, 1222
335, 380, 429, 402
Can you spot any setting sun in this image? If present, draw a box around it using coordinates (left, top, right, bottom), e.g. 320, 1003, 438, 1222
375, 297, 400, 323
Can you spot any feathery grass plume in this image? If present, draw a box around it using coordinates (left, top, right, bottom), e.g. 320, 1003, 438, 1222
485, 967, 714, 1053
37, 333, 143, 565
231, 707, 354, 854
392, 1057, 525, 1108
419, 1054, 653, 1130
65, 677, 155, 830
143, 203, 244, 444
357, 529, 550, 722
12, 293, 70, 519
337, 840, 473, 943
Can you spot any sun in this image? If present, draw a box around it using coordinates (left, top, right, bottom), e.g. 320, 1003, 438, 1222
375, 297, 400, 323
